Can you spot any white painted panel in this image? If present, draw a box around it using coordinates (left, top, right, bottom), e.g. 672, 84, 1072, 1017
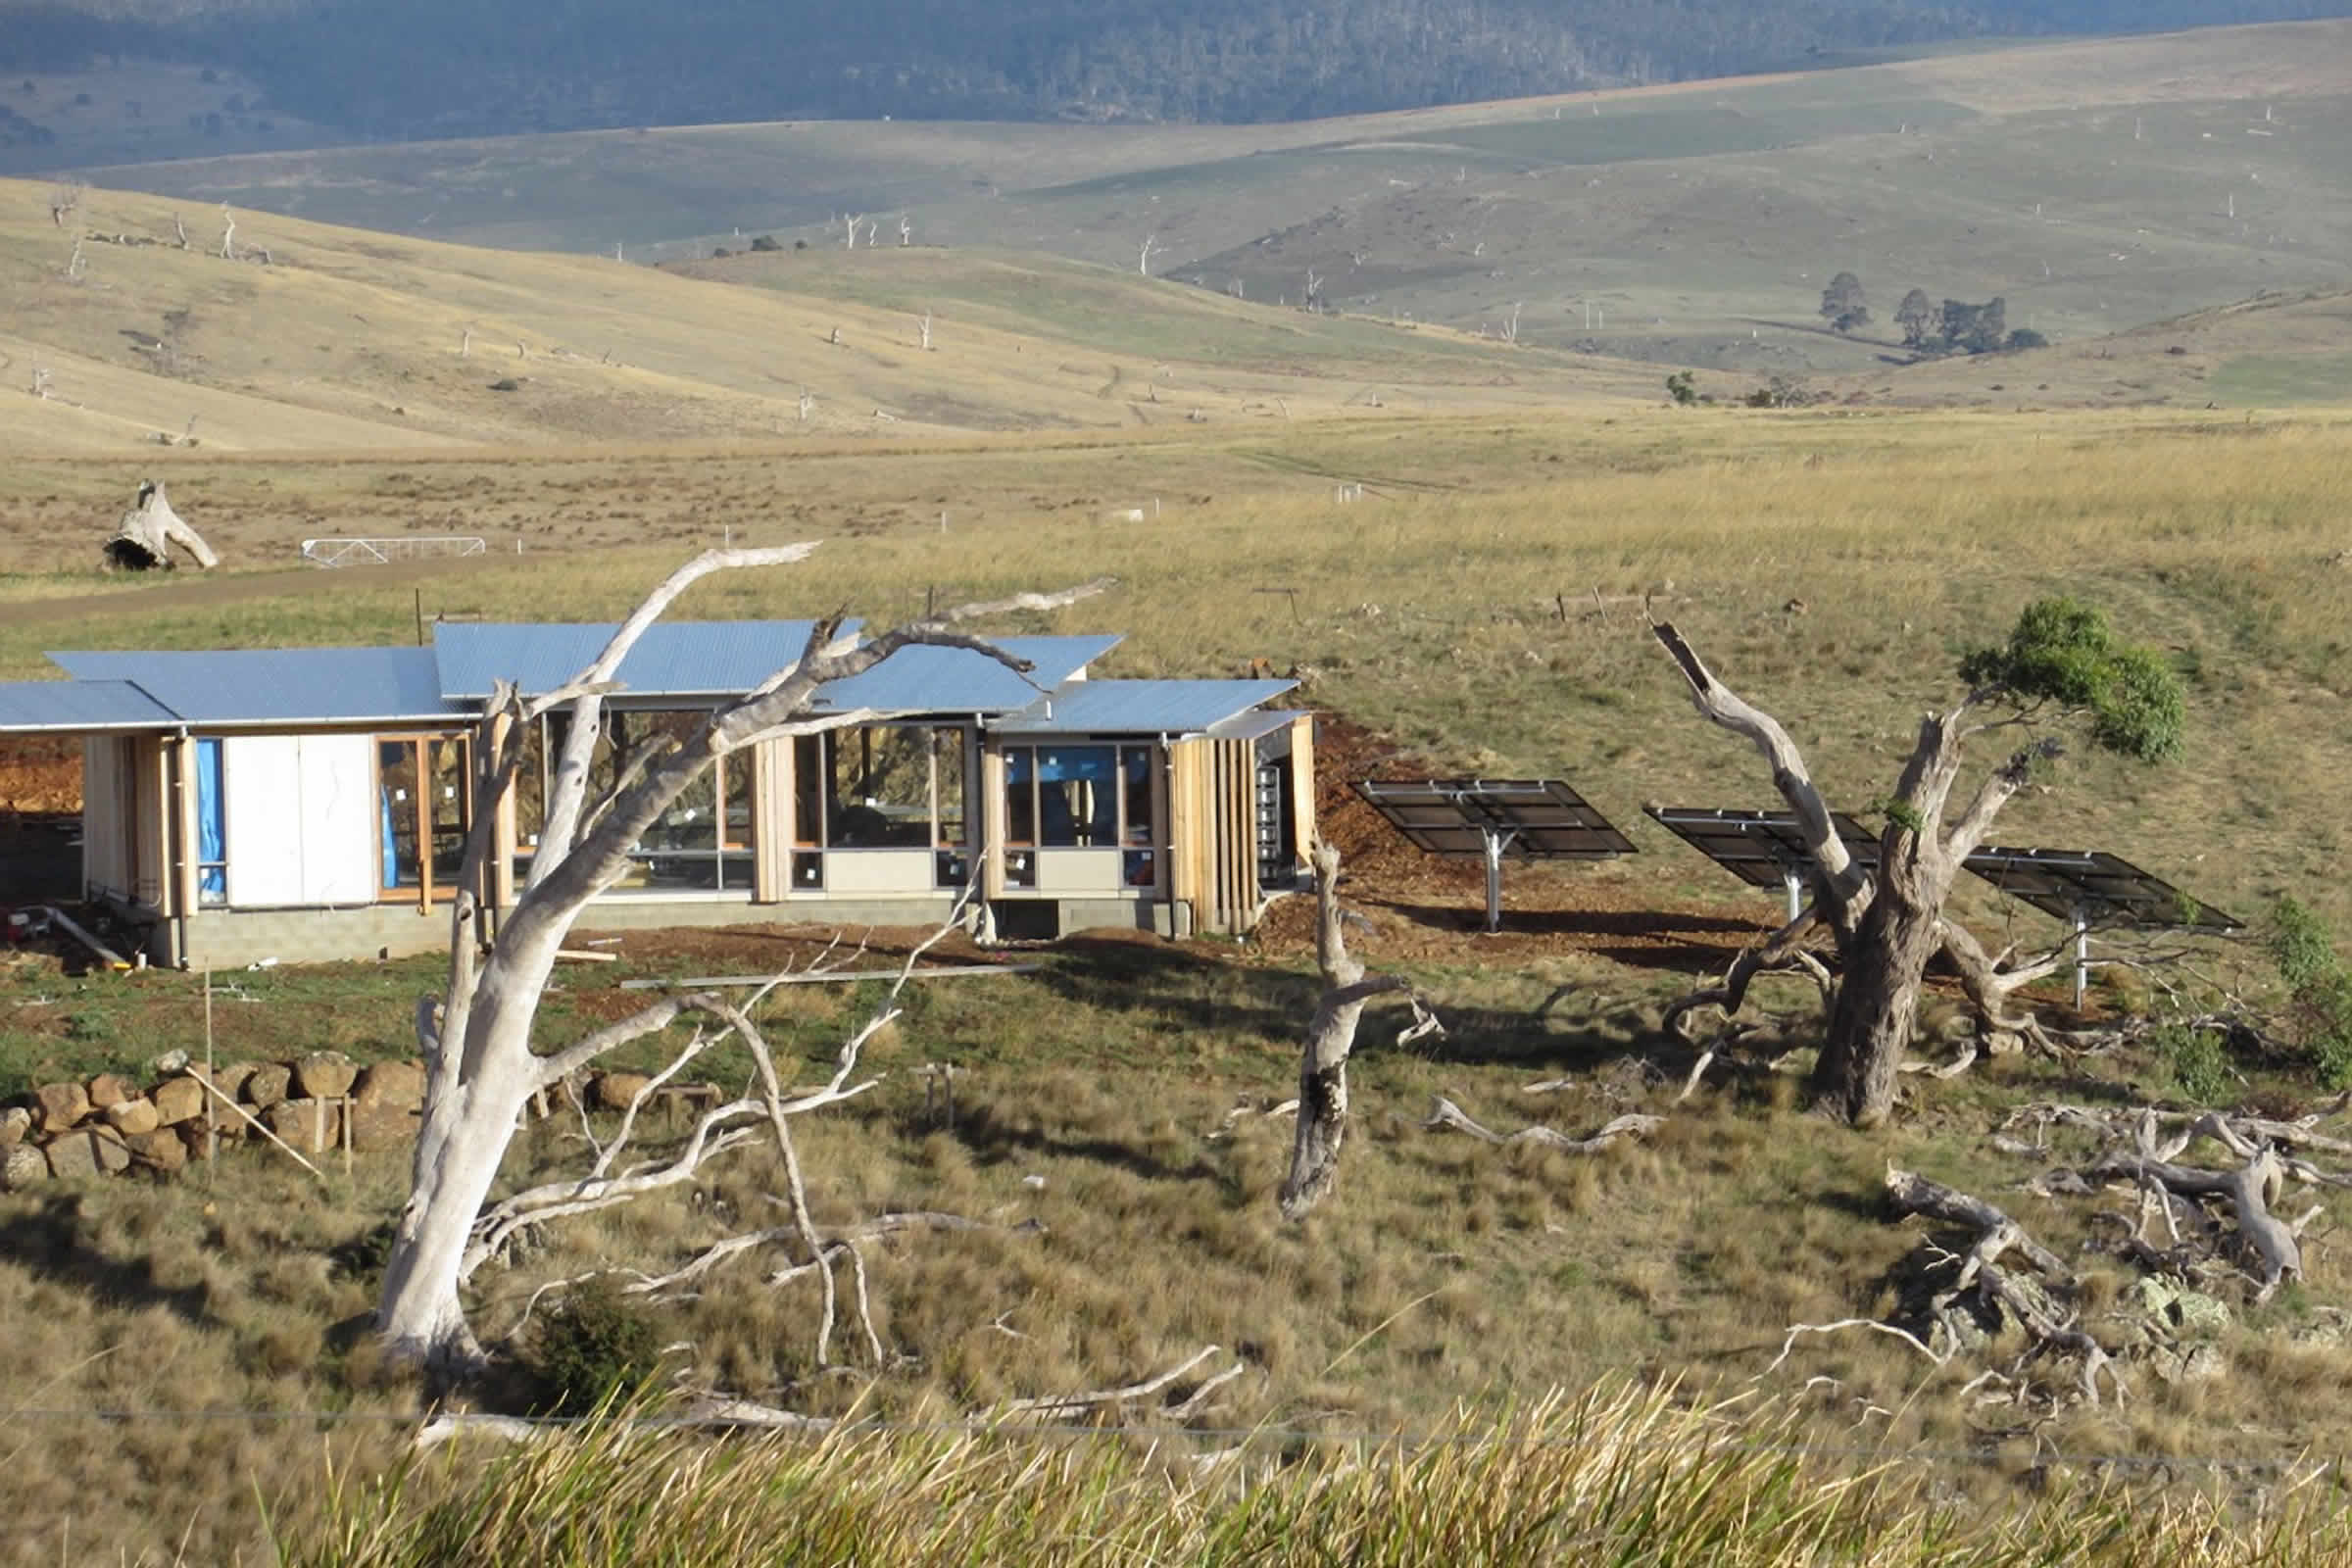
222, 736, 305, 907
816, 850, 936, 895
296, 735, 377, 906
1036, 848, 1124, 895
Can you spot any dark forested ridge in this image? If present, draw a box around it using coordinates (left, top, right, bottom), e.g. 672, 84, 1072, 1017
3, 0, 2348, 141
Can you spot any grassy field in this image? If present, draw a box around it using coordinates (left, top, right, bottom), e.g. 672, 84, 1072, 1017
5, 96, 2352, 1553
49, 21, 2352, 383
0, 175, 1654, 458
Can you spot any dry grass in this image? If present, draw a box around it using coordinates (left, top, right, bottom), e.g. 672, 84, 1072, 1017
284, 1380, 2352, 1567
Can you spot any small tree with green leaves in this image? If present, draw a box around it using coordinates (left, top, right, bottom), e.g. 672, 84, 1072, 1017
1819, 270, 1869, 333
2270, 897, 2352, 1089
1654, 596, 2184, 1126
1894, 288, 1936, 348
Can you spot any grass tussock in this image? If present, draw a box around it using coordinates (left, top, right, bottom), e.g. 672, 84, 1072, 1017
285, 1381, 2351, 1568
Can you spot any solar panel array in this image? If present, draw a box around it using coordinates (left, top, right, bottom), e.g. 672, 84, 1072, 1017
1643, 807, 1880, 890
1352, 779, 1636, 861
1356, 775, 2239, 947
1961, 846, 2242, 932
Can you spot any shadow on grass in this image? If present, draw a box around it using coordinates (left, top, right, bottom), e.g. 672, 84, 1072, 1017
0, 1192, 215, 1325
1032, 937, 1661, 1075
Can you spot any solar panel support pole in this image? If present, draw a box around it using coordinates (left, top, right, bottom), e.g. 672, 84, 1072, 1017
1783, 868, 1804, 924
2073, 906, 2090, 1013
1482, 827, 1517, 934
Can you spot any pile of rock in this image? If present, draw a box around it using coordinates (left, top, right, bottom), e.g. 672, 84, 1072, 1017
0, 1053, 426, 1188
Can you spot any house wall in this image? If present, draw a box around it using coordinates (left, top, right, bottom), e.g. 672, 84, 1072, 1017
112, 708, 1309, 965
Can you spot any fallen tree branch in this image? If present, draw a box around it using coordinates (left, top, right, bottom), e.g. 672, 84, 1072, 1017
1421, 1096, 1661, 1153
998, 1345, 1230, 1424
1756, 1318, 1946, 1380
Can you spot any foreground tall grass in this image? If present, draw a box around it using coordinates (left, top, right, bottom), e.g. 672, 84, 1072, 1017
290, 1382, 2344, 1567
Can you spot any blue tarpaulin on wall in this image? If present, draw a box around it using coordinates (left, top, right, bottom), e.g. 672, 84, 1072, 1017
194, 738, 224, 899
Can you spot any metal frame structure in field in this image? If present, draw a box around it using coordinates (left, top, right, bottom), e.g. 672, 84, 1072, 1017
1645, 806, 1883, 921
1961, 845, 2243, 1008
1354, 778, 1635, 932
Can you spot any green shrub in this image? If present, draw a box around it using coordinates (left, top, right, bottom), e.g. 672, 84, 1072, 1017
2271, 897, 2352, 1089
529, 1279, 664, 1416
2149, 1023, 2234, 1104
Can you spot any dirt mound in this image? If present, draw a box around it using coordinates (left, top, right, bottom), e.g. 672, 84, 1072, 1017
1254, 715, 1769, 971
0, 738, 81, 813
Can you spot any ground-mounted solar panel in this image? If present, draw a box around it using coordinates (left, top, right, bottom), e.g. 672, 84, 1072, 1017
1961, 847, 2241, 933
1645, 806, 1881, 918
1354, 778, 1634, 931
1959, 845, 2240, 1009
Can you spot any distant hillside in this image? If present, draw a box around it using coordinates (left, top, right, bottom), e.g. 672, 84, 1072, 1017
58, 23, 2352, 376
0, 176, 1652, 456
3, 0, 2350, 147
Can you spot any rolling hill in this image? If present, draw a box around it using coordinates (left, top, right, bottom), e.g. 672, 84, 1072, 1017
45, 21, 2352, 379
0, 176, 1656, 457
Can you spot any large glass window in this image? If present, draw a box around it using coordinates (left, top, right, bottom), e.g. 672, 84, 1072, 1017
795, 725, 969, 851
508, 710, 751, 894
377, 734, 471, 902
1003, 743, 1158, 887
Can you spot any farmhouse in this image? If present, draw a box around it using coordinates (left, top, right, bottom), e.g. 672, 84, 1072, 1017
0, 622, 1311, 966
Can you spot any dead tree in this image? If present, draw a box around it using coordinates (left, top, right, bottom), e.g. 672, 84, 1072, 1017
1277, 844, 1440, 1219
48, 179, 83, 227
218, 204, 235, 262
915, 309, 933, 352
1139, 234, 1161, 277
898, 214, 912, 246
1652, 600, 2183, 1125
374, 548, 1109, 1380
105, 480, 220, 570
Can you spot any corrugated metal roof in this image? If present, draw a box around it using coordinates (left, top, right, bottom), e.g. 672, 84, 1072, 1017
434, 620, 831, 700
812, 635, 1123, 714
48, 648, 458, 725
1202, 708, 1308, 744
991, 679, 1297, 736
0, 679, 178, 732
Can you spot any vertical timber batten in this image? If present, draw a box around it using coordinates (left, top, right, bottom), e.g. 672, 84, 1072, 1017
1288, 714, 1317, 859
752, 735, 789, 903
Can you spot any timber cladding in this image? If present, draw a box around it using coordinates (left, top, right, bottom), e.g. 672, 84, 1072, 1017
1169, 736, 1259, 935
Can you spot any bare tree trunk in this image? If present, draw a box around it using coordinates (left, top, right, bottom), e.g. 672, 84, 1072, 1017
1652, 620, 2049, 1126
375, 549, 1110, 1376
1815, 892, 1941, 1126
1277, 845, 1431, 1220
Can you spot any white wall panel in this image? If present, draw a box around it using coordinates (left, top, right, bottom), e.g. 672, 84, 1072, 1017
296, 735, 377, 906
221, 736, 305, 907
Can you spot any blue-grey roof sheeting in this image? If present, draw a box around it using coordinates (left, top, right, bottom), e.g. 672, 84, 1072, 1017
0, 679, 178, 732
1203, 708, 1308, 744
434, 621, 832, 700
48, 648, 459, 725
812, 635, 1123, 714
992, 679, 1298, 736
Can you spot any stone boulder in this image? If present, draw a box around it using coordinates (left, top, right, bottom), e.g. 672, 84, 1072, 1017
152, 1076, 207, 1126
293, 1052, 359, 1101
264, 1098, 342, 1154
352, 1059, 425, 1113
85, 1072, 136, 1111
32, 1081, 89, 1135
195, 1059, 258, 1100
594, 1071, 654, 1111
0, 1105, 29, 1150
44, 1131, 98, 1179
125, 1129, 188, 1175
88, 1127, 132, 1174
2, 1142, 46, 1191
105, 1097, 161, 1139
347, 1099, 419, 1153
243, 1062, 293, 1110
